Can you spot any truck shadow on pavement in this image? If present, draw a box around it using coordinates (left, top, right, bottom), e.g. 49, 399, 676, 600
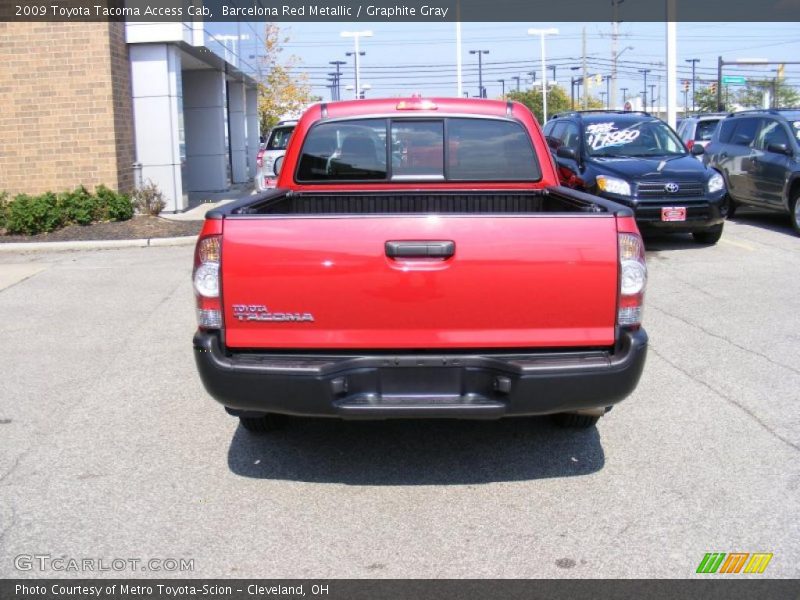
227, 417, 604, 485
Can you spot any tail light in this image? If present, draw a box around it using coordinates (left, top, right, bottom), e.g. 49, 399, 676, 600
686, 139, 695, 150
193, 234, 222, 329
256, 150, 264, 168
618, 233, 647, 329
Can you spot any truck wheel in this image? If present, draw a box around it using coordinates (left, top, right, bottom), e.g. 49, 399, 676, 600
791, 193, 800, 235
239, 413, 284, 433
692, 224, 723, 245
551, 413, 600, 429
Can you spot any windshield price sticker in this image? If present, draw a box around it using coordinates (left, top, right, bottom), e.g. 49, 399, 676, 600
586, 122, 640, 150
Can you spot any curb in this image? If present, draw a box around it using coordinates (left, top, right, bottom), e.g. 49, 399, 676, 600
0, 235, 198, 253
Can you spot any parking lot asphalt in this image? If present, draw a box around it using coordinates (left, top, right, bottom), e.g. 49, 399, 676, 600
0, 210, 798, 579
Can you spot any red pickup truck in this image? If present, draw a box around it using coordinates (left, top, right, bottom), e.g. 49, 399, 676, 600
193, 98, 648, 432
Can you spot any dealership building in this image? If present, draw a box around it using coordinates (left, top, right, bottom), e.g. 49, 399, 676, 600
0, 21, 263, 212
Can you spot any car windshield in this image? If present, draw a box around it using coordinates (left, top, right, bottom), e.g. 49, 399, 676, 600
267, 126, 294, 150
585, 119, 686, 158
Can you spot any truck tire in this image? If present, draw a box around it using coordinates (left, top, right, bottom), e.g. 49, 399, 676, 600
551, 413, 600, 428
692, 224, 723, 245
239, 413, 284, 433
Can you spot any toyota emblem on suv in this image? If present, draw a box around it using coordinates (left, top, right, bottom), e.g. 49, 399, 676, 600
665, 182, 680, 193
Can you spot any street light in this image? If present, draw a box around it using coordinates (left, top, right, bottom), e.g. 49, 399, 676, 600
512, 75, 521, 92
528, 28, 559, 123
620, 87, 628, 105
497, 78, 506, 99
469, 49, 489, 98
341, 30, 373, 99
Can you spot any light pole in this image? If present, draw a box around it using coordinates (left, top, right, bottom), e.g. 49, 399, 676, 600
649, 84, 656, 113
685, 58, 699, 112
498, 79, 506, 99
329, 60, 346, 101
341, 30, 373, 99
469, 49, 489, 98
528, 28, 559, 123
603, 75, 612, 108
527, 71, 536, 83
570, 66, 581, 110
639, 68, 651, 112
512, 75, 521, 91
621, 87, 628, 105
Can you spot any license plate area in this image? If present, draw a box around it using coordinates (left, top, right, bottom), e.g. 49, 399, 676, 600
661, 206, 687, 221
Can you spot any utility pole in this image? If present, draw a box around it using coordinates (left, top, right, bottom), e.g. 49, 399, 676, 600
685, 58, 699, 112
498, 78, 506, 99
610, 0, 623, 110
603, 75, 612, 108
639, 68, 651, 111
582, 26, 588, 109
621, 87, 628, 105
469, 49, 489, 98
329, 60, 345, 100
649, 83, 656, 113
717, 55, 724, 111
666, 1, 677, 129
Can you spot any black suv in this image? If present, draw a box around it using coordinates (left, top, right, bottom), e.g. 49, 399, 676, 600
544, 111, 728, 243
704, 109, 800, 235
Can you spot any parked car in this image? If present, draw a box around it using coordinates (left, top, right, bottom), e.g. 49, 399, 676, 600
677, 113, 726, 152
704, 109, 800, 234
544, 110, 728, 244
255, 120, 297, 191
192, 98, 648, 432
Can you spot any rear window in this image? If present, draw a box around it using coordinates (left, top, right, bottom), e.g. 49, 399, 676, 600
267, 126, 294, 150
694, 119, 720, 141
296, 117, 540, 182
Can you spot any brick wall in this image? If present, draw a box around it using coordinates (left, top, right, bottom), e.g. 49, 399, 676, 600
0, 22, 135, 196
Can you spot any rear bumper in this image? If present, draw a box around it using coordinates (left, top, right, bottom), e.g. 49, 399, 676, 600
193, 329, 648, 419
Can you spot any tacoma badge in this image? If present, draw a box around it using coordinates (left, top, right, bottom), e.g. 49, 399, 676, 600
232, 304, 314, 322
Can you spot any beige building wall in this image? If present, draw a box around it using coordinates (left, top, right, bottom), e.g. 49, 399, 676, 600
0, 22, 134, 196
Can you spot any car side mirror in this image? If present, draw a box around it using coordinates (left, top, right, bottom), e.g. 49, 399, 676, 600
767, 142, 792, 156
556, 146, 578, 161
690, 144, 705, 156
273, 155, 284, 176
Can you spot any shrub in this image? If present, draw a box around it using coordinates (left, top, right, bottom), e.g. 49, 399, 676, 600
131, 180, 167, 216
95, 185, 134, 222
59, 186, 97, 226
5, 192, 64, 235
0, 192, 8, 231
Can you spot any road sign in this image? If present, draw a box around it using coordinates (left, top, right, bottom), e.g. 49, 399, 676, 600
722, 76, 747, 85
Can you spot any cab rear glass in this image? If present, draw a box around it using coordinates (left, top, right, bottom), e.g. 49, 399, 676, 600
295, 117, 541, 182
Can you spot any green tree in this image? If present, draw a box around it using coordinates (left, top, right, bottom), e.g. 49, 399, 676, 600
507, 85, 603, 122
735, 78, 800, 109
257, 23, 313, 133
693, 85, 721, 112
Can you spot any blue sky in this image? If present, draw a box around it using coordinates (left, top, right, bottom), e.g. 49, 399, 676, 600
248, 21, 800, 107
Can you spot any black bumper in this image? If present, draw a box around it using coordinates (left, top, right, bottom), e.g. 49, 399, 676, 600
601, 192, 727, 232
193, 329, 648, 419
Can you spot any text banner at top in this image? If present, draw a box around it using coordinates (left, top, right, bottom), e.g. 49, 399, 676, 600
2, 0, 800, 22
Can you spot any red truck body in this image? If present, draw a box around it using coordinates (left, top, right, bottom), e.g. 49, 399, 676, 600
193, 98, 647, 428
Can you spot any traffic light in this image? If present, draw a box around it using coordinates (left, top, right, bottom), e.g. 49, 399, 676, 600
709, 82, 717, 94
683, 80, 690, 92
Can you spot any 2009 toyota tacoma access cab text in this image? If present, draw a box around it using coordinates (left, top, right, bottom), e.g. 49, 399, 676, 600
192, 97, 648, 432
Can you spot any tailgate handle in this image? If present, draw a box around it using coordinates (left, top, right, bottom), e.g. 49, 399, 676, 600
385, 240, 455, 259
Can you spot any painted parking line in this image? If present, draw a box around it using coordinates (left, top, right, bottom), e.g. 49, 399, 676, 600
720, 237, 756, 251
0, 263, 48, 291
